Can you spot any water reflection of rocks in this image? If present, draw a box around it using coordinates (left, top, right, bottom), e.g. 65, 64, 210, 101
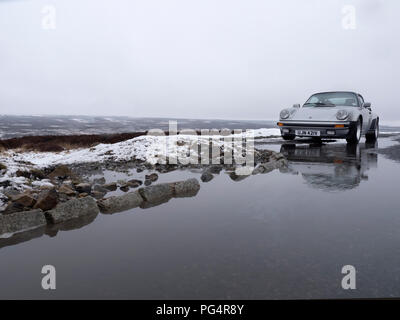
280, 141, 378, 191
0, 149, 288, 249
0, 179, 200, 249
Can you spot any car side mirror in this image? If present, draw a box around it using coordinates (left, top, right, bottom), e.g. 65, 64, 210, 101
293, 104, 300, 108
363, 102, 371, 110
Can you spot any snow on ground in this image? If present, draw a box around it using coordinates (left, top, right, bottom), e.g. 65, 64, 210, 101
0, 128, 280, 195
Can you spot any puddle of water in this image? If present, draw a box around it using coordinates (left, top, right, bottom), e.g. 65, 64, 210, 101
1, 138, 400, 299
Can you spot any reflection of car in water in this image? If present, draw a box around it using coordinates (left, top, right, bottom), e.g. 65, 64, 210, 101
280, 142, 378, 191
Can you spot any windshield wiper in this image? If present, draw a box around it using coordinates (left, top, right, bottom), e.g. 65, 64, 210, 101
304, 102, 335, 107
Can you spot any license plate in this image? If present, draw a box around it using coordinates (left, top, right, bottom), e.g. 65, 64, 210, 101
295, 130, 320, 137
295, 149, 321, 157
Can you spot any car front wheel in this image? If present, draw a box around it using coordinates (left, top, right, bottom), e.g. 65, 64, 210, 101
346, 119, 362, 145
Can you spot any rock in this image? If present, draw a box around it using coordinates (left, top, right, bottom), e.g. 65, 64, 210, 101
208, 165, 223, 174
172, 178, 200, 197
71, 178, 83, 186
93, 184, 108, 193
16, 170, 31, 178
0, 209, 46, 236
138, 183, 174, 203
12, 194, 36, 208
103, 182, 117, 191
120, 185, 130, 192
39, 183, 55, 190
75, 183, 92, 194
252, 160, 285, 175
29, 169, 46, 180
58, 193, 72, 203
145, 173, 159, 182
46, 197, 99, 224
0, 180, 11, 188
91, 191, 106, 199
58, 185, 76, 196
144, 179, 152, 186
3, 188, 20, 199
16, 169, 46, 180
200, 171, 214, 182
229, 171, 249, 181
3, 202, 25, 215
48, 165, 74, 180
62, 180, 74, 189
127, 179, 142, 188
0, 163, 6, 171
93, 177, 106, 185
78, 193, 89, 198
98, 191, 144, 214
33, 189, 59, 211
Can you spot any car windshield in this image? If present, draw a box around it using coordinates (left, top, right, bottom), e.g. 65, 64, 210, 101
304, 92, 358, 107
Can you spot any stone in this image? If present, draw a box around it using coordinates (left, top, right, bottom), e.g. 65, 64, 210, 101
145, 173, 159, 182
0, 209, 46, 236
93, 184, 108, 193
3, 188, 20, 199
48, 165, 74, 180
138, 183, 174, 203
45, 197, 99, 224
208, 165, 223, 174
15, 170, 31, 178
3, 202, 24, 215
75, 183, 92, 194
29, 169, 46, 180
12, 194, 36, 208
98, 191, 144, 214
33, 189, 59, 211
58, 185, 76, 196
172, 178, 201, 198
91, 191, 106, 199
144, 179, 152, 186
93, 177, 106, 185
103, 182, 117, 191
127, 179, 142, 188
200, 171, 214, 182
120, 185, 130, 192
78, 193, 89, 198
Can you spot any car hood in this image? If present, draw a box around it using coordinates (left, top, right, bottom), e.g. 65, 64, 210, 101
290, 106, 356, 121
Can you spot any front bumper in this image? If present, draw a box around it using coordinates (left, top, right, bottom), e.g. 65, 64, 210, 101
277, 120, 356, 138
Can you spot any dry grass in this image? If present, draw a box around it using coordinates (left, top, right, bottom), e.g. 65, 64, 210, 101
0, 132, 147, 152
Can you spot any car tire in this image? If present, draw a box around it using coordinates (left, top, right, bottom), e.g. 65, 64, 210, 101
346, 119, 362, 145
282, 135, 295, 141
366, 119, 379, 142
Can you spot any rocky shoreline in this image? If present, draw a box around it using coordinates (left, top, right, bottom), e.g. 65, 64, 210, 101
0, 148, 287, 239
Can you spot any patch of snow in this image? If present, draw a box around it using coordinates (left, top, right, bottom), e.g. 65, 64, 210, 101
31, 179, 54, 188
0, 128, 280, 190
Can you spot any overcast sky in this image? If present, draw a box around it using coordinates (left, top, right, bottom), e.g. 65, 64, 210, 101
0, 0, 399, 121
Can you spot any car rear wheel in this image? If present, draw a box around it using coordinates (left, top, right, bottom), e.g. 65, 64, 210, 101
282, 135, 295, 141
366, 119, 379, 142
346, 119, 362, 145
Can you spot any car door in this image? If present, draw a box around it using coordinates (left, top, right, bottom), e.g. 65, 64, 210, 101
358, 95, 372, 133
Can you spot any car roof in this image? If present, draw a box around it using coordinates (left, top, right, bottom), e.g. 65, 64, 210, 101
312, 91, 360, 96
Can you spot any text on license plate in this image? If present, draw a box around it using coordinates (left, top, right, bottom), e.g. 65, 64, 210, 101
295, 130, 320, 136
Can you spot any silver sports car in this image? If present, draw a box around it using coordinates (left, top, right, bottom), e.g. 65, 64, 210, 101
277, 91, 379, 144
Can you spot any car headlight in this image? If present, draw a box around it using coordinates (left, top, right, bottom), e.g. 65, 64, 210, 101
336, 110, 349, 120
280, 109, 291, 119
